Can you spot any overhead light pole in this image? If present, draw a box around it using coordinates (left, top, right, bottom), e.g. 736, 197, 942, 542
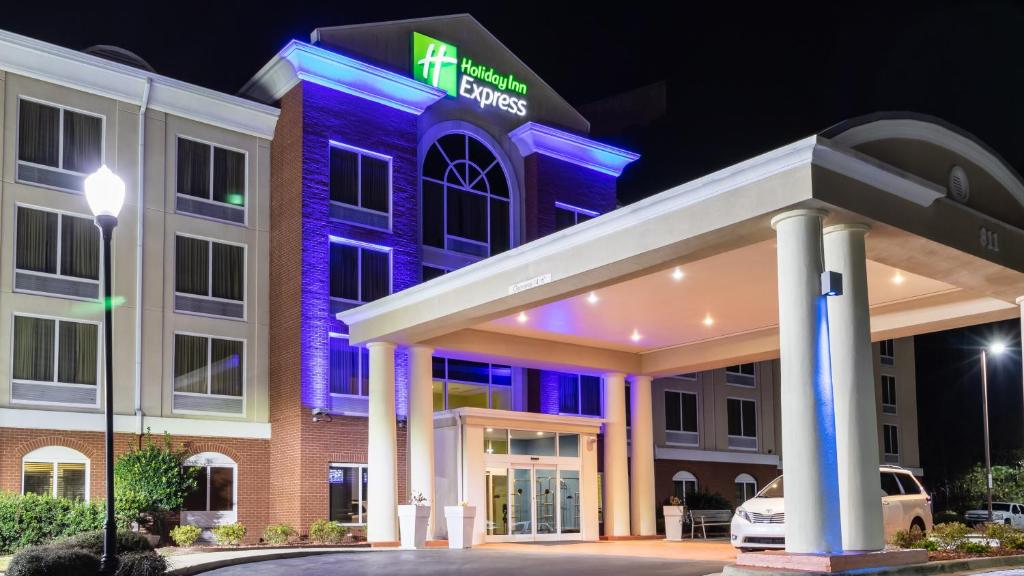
84, 165, 126, 575
981, 342, 1006, 524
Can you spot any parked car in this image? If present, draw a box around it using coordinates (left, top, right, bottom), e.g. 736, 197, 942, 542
730, 465, 932, 550
965, 503, 1024, 528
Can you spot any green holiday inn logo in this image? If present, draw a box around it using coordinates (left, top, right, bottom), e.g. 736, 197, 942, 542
411, 31, 529, 117
413, 32, 459, 97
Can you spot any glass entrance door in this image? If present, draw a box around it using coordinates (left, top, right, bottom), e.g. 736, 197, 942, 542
494, 465, 579, 541
511, 467, 533, 536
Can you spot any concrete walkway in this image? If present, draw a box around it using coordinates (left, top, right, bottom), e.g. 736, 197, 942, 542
164, 547, 378, 575
480, 538, 738, 562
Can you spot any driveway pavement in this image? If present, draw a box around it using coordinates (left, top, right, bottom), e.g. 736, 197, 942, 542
200, 546, 731, 576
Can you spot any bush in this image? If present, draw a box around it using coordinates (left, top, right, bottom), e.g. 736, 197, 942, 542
114, 431, 199, 533
114, 551, 167, 576
983, 522, 1024, 549
7, 545, 100, 576
212, 523, 246, 546
169, 524, 202, 547
53, 530, 153, 557
933, 522, 972, 549
683, 490, 733, 511
921, 539, 940, 551
957, 540, 991, 554
890, 529, 916, 549
263, 524, 296, 545
308, 520, 348, 545
0, 492, 105, 554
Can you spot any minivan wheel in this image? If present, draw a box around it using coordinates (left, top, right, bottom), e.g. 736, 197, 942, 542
909, 519, 926, 538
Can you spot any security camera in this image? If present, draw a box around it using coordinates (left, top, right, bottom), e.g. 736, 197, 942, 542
312, 407, 332, 423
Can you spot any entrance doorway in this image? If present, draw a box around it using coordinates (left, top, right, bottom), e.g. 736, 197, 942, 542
486, 464, 581, 541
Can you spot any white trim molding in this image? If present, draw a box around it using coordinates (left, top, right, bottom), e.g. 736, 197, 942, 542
655, 445, 780, 467
509, 122, 639, 176
0, 28, 279, 139
240, 40, 445, 115
0, 408, 271, 439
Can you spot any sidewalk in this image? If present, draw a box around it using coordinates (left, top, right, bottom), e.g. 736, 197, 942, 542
164, 547, 382, 575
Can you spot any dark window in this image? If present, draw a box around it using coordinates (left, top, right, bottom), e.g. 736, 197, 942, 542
881, 375, 897, 408
558, 373, 601, 416
330, 337, 369, 396
18, 99, 101, 175
183, 463, 235, 512
880, 339, 895, 364
175, 236, 244, 303
880, 472, 902, 496
422, 265, 448, 281
330, 241, 390, 304
665, 391, 698, 433
330, 145, 390, 216
883, 425, 899, 455
329, 464, 368, 524
554, 204, 598, 231
727, 398, 757, 438
177, 137, 246, 207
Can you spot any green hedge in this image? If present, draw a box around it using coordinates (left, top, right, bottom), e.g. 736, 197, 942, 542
0, 492, 105, 554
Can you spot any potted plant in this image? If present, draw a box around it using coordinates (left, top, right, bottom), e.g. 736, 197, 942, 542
663, 496, 686, 541
398, 492, 431, 549
444, 500, 477, 549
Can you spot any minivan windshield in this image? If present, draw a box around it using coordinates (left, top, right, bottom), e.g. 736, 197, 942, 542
757, 476, 783, 498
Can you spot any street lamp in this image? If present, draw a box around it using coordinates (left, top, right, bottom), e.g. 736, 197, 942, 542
981, 342, 1006, 524
84, 165, 125, 575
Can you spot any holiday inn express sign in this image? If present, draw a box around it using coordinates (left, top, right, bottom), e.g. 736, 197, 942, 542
412, 31, 529, 116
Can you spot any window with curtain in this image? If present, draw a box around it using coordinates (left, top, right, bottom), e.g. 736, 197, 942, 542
883, 424, 900, 459
421, 132, 511, 260
735, 474, 758, 505
431, 357, 512, 411
16, 206, 99, 285
17, 99, 102, 181
330, 336, 369, 397
177, 137, 246, 207
23, 460, 88, 500
329, 240, 390, 307
174, 334, 243, 397
725, 363, 756, 387
554, 202, 598, 231
727, 398, 757, 439
182, 455, 236, 512
672, 471, 698, 503
13, 316, 97, 387
557, 373, 601, 417
175, 235, 245, 302
330, 144, 391, 226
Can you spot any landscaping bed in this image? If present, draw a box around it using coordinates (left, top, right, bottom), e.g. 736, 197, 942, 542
928, 548, 1024, 561
158, 541, 370, 556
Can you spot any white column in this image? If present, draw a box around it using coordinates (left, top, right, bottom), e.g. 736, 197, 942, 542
824, 224, 884, 552
407, 345, 436, 538
772, 209, 843, 554
602, 372, 630, 537
629, 375, 656, 536
367, 341, 397, 543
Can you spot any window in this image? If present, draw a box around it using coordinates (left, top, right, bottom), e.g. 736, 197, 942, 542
664, 390, 699, 446
329, 239, 391, 314
880, 339, 895, 366
422, 265, 450, 281
329, 143, 391, 230
330, 336, 368, 397
735, 473, 758, 505
672, 471, 698, 503
726, 363, 756, 387
174, 235, 245, 319
432, 357, 512, 411
422, 132, 511, 260
12, 315, 98, 407
883, 424, 899, 464
17, 98, 103, 192
182, 452, 236, 518
727, 398, 757, 450
176, 137, 246, 224
554, 202, 598, 231
173, 334, 244, 415
625, 384, 631, 428
15, 206, 100, 300
329, 463, 368, 525
22, 446, 89, 501
557, 373, 601, 417
881, 375, 897, 414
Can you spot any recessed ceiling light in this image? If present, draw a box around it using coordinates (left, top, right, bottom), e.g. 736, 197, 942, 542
486, 427, 494, 433
892, 272, 905, 285
672, 267, 685, 281
630, 329, 642, 342
703, 314, 714, 327
536, 431, 544, 436
517, 311, 529, 323
586, 292, 599, 305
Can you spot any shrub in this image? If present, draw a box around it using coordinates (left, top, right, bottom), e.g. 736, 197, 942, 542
212, 523, 246, 546
263, 524, 296, 545
683, 490, 733, 511
7, 545, 100, 576
890, 529, 915, 549
920, 539, 940, 551
957, 540, 991, 554
114, 551, 167, 576
53, 529, 153, 557
932, 522, 971, 549
983, 522, 1024, 549
169, 524, 202, 548
114, 431, 199, 534
308, 520, 348, 545
934, 510, 962, 525
0, 492, 105, 554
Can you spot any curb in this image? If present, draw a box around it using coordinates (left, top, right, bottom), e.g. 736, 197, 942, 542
166, 548, 374, 575
720, 553, 1024, 576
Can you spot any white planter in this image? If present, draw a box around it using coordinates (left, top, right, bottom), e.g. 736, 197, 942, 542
398, 505, 431, 549
663, 506, 686, 541
445, 506, 477, 549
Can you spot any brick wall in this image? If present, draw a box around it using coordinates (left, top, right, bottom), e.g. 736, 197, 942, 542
0, 428, 270, 544
653, 458, 780, 507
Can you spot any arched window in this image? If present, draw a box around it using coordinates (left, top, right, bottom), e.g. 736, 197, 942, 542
735, 473, 757, 504
182, 452, 237, 527
672, 470, 697, 503
421, 132, 511, 261
22, 446, 89, 500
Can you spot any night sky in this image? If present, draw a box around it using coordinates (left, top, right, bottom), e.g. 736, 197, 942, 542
4, 0, 1023, 485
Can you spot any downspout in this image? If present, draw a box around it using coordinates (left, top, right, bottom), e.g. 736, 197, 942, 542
135, 78, 151, 435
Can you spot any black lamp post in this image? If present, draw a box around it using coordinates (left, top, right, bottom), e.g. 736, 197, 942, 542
84, 165, 125, 575
981, 341, 1006, 524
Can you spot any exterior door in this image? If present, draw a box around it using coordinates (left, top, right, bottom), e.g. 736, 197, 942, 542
501, 465, 580, 541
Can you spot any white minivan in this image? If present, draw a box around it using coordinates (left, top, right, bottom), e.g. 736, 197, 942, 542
731, 465, 933, 550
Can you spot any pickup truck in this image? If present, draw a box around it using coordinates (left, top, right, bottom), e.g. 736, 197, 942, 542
965, 502, 1024, 527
